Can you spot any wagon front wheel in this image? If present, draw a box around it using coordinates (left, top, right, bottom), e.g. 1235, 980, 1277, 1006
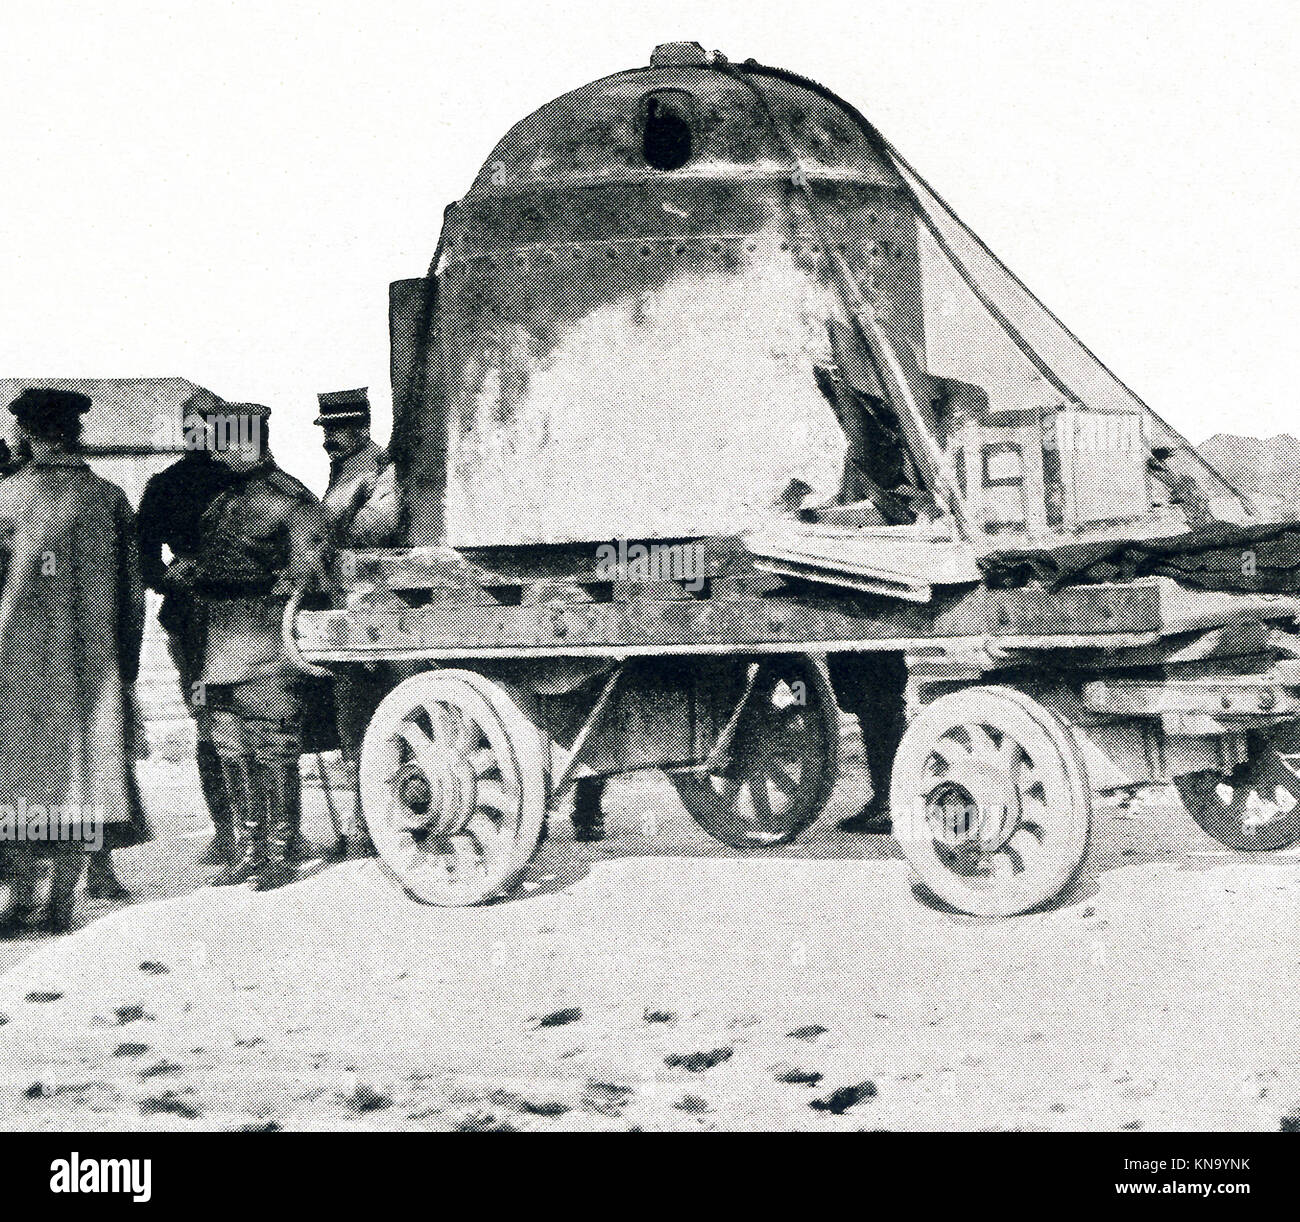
670, 654, 839, 849
891, 686, 1091, 917
359, 668, 548, 905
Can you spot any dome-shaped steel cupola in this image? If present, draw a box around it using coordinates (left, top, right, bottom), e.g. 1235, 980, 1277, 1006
390, 48, 1244, 548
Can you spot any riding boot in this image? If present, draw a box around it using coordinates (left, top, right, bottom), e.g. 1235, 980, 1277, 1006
85, 850, 131, 901
249, 760, 299, 892
570, 777, 607, 842
212, 756, 264, 886
45, 853, 86, 933
0, 851, 41, 935
196, 740, 236, 865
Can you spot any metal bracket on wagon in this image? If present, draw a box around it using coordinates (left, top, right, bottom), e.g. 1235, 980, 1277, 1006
283, 586, 335, 679
1082, 674, 1300, 721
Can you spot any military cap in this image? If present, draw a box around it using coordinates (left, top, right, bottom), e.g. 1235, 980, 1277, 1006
314, 387, 370, 426
225, 402, 273, 420
198, 402, 270, 463
8, 387, 93, 421
180, 386, 225, 416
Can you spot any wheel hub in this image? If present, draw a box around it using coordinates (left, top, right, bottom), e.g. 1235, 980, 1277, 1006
398, 768, 433, 812
439, 756, 478, 838
924, 761, 1019, 851
393, 762, 439, 832
924, 781, 980, 846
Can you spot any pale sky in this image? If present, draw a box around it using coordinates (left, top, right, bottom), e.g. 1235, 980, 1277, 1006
1, 0, 1296, 490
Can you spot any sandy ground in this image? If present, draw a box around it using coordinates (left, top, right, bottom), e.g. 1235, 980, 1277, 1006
1, 753, 1298, 1132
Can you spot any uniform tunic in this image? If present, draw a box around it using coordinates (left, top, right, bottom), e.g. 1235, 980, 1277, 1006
193, 458, 331, 761
137, 452, 238, 718
138, 452, 239, 599
194, 458, 331, 685
321, 438, 398, 546
0, 455, 148, 849
322, 437, 400, 756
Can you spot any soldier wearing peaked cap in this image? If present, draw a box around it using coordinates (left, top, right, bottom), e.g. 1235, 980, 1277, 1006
315, 388, 400, 547
137, 387, 239, 867
192, 402, 332, 890
0, 388, 151, 933
314, 389, 610, 848
314, 387, 400, 856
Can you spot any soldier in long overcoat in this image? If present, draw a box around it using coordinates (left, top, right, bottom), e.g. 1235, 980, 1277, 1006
0, 389, 149, 933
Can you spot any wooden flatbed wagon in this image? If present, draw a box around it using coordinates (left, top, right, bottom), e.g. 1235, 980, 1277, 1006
289, 46, 1300, 914
289, 529, 1300, 914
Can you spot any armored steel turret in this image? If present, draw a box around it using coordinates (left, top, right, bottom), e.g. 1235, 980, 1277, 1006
388, 44, 1248, 550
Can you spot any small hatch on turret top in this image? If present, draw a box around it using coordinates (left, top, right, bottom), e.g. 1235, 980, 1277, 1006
649, 42, 710, 67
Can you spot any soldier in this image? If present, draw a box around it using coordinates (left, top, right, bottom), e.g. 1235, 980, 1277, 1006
309, 389, 612, 844
192, 404, 331, 891
0, 389, 150, 933
314, 388, 399, 856
137, 389, 237, 867
315, 388, 393, 543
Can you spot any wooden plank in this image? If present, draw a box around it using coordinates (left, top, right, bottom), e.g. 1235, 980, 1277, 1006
342, 547, 486, 591
744, 525, 982, 585
986, 622, 1273, 672
297, 579, 1167, 660
752, 557, 933, 603
610, 579, 698, 602
339, 538, 753, 592
982, 582, 1162, 636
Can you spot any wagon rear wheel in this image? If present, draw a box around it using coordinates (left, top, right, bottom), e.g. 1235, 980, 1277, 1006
891, 686, 1091, 917
359, 669, 547, 905
1174, 723, 1300, 851
670, 654, 838, 849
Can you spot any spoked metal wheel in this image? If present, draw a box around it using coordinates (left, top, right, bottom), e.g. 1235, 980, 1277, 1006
670, 654, 838, 849
891, 686, 1091, 916
1174, 723, 1300, 851
359, 668, 548, 905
